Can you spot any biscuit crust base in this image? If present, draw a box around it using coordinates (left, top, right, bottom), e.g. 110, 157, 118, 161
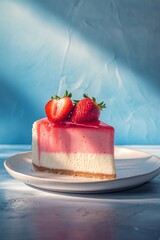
33, 163, 116, 180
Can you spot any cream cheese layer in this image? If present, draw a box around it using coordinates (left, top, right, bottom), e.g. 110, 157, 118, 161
32, 151, 115, 175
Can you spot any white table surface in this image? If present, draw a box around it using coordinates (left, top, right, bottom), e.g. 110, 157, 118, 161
0, 145, 160, 240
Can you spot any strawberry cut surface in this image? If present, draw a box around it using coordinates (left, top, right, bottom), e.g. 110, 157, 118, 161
45, 97, 73, 123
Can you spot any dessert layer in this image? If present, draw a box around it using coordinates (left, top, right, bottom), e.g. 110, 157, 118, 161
32, 118, 114, 156
32, 152, 115, 175
33, 163, 116, 179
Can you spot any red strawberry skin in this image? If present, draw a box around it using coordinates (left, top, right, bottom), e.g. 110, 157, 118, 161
45, 97, 73, 123
71, 98, 100, 123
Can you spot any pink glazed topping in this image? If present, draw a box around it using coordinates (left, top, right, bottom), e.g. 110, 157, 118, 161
36, 118, 114, 155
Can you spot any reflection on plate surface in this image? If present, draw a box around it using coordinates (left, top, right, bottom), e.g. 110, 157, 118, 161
4, 147, 160, 193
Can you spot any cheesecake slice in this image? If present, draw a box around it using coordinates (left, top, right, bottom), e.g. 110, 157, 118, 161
32, 118, 116, 179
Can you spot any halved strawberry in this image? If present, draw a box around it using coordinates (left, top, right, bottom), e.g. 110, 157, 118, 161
71, 94, 106, 123
45, 91, 73, 123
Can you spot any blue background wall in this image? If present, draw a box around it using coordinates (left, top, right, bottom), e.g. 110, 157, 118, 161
0, 0, 160, 144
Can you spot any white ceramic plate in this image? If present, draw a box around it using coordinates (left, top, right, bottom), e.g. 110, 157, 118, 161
4, 147, 160, 193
